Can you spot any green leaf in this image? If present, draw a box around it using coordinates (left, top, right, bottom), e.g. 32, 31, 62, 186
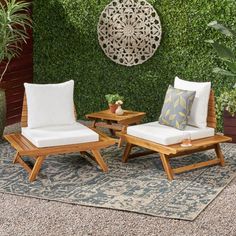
105, 93, 124, 104
208, 21, 236, 37
174, 98, 179, 108
213, 67, 236, 77
169, 114, 176, 121
165, 109, 170, 117
180, 96, 186, 108
160, 117, 168, 125
169, 114, 176, 120
212, 42, 235, 60
175, 120, 180, 129
205, 39, 215, 44
178, 112, 185, 117
0, 0, 32, 66
225, 61, 236, 73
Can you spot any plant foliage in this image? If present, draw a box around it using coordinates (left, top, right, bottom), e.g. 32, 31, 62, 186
0, 0, 32, 80
207, 21, 236, 82
105, 94, 124, 105
216, 89, 236, 119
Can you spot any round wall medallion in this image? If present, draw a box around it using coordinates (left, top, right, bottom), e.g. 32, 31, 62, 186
97, 0, 162, 66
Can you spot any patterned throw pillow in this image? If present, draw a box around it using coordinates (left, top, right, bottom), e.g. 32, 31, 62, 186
159, 85, 196, 130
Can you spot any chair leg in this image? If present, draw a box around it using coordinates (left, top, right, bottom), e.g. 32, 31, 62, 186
80, 151, 101, 167
13, 152, 20, 164
214, 143, 225, 166
29, 156, 46, 182
160, 153, 174, 181
122, 143, 133, 163
91, 150, 108, 172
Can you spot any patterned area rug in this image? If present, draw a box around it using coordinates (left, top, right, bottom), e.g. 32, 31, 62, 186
0, 141, 236, 221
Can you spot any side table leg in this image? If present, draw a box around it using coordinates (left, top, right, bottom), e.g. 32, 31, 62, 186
106, 120, 115, 136
118, 126, 127, 148
91, 119, 97, 128
122, 143, 133, 163
118, 138, 123, 148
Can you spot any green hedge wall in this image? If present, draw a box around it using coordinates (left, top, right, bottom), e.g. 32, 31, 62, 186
33, 0, 236, 125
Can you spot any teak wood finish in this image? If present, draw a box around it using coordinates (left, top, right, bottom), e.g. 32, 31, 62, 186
4, 96, 115, 182
120, 90, 232, 180
86, 109, 146, 147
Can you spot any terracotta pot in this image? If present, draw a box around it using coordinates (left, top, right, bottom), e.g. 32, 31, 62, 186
109, 104, 118, 113
223, 110, 236, 143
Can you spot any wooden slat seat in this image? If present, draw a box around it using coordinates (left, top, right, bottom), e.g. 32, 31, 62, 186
120, 90, 232, 180
4, 95, 115, 182
5, 129, 114, 156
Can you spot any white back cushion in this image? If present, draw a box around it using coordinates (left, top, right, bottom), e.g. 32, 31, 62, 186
174, 77, 211, 128
24, 80, 75, 128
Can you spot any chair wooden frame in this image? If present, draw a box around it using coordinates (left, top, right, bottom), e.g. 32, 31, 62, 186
4, 96, 115, 182
120, 91, 232, 180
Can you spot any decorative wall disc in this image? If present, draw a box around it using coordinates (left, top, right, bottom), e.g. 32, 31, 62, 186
97, 0, 162, 66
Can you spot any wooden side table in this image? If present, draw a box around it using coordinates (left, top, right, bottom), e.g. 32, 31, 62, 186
86, 109, 146, 147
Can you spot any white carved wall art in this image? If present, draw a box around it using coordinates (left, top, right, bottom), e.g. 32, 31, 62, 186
97, 0, 162, 66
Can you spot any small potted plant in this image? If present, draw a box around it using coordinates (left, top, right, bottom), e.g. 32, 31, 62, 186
105, 94, 124, 113
216, 89, 236, 142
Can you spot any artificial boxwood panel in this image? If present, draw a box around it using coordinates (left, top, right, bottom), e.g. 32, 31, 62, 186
33, 0, 236, 126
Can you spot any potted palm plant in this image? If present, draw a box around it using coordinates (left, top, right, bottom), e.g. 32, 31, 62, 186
207, 21, 236, 142
0, 0, 32, 138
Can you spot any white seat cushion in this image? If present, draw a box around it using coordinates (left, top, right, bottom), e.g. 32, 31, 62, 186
24, 80, 75, 128
22, 122, 99, 148
174, 77, 211, 128
127, 121, 215, 145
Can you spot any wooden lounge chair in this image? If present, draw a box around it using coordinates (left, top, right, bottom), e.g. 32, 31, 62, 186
4, 96, 115, 182
120, 91, 232, 180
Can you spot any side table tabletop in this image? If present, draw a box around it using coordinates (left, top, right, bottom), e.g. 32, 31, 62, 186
86, 109, 146, 146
